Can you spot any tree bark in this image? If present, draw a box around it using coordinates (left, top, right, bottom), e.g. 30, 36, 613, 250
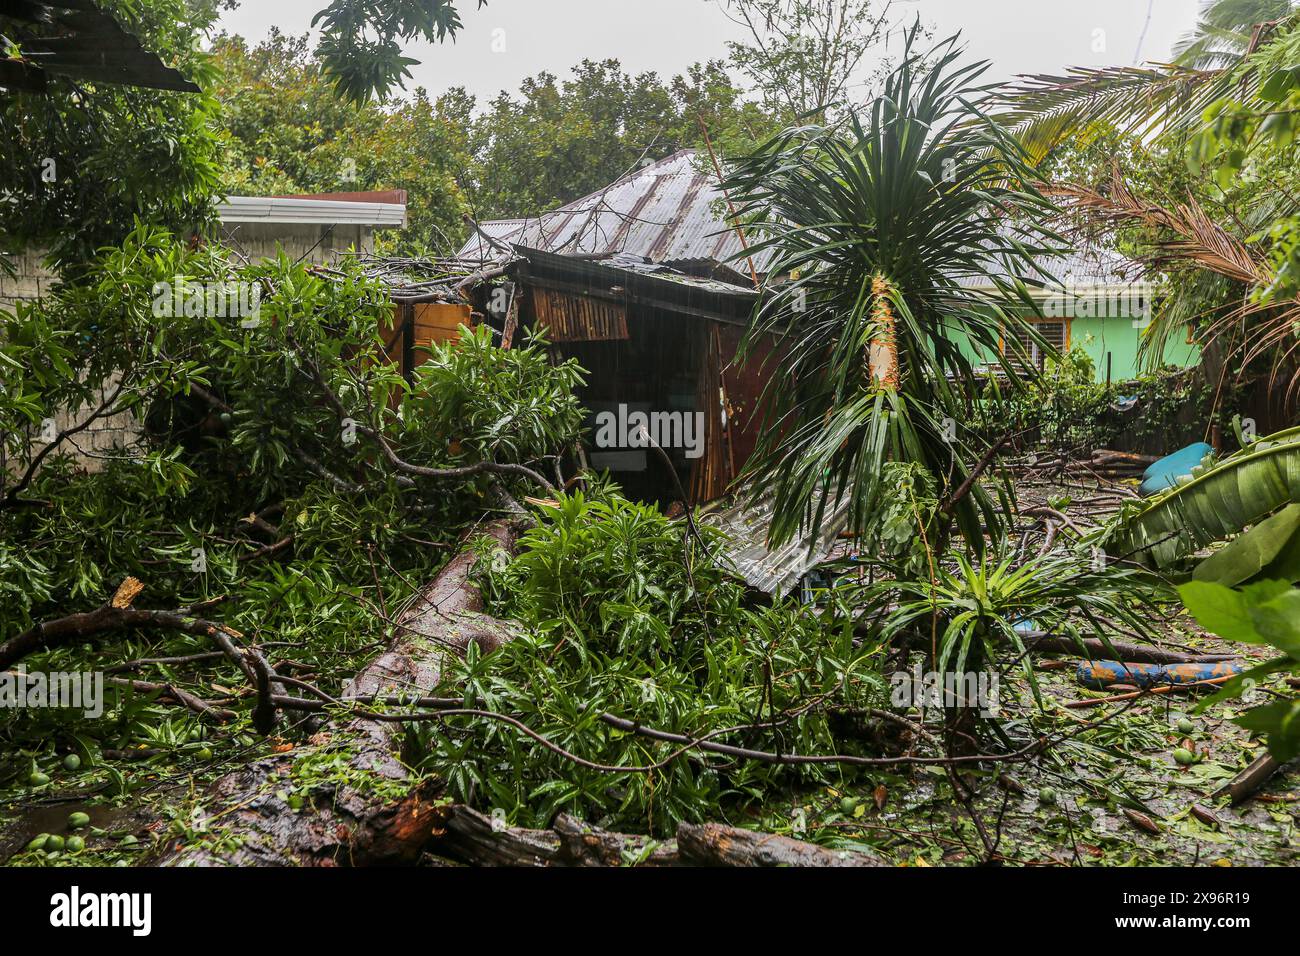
158, 519, 525, 867
426, 806, 885, 867
675, 821, 884, 867
868, 275, 899, 390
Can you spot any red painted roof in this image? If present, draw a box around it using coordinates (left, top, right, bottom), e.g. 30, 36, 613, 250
272, 189, 408, 205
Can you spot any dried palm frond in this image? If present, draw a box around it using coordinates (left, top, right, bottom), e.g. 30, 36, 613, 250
1045, 174, 1272, 287
1048, 170, 1300, 402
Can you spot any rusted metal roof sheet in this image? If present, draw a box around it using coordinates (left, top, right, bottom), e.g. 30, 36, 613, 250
707, 486, 852, 596
460, 151, 772, 276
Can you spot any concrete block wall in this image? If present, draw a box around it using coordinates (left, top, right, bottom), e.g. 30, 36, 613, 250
0, 249, 54, 313
216, 222, 376, 265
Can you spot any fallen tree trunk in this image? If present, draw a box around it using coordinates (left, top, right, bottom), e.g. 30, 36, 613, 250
895, 629, 1232, 665
1214, 752, 1286, 806
159, 519, 525, 866
427, 806, 884, 867
1018, 632, 1235, 665
676, 821, 883, 867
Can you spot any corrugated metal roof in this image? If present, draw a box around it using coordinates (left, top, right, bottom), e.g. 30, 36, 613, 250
1, 1, 200, 93
217, 196, 407, 227
953, 239, 1143, 290
708, 486, 851, 596
465, 152, 1141, 293
460, 150, 773, 276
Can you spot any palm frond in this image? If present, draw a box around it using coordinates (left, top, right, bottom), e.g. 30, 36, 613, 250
990, 65, 1231, 166
1173, 0, 1297, 67
1044, 176, 1271, 286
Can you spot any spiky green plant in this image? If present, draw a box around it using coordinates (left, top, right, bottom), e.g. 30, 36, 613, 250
722, 23, 1066, 553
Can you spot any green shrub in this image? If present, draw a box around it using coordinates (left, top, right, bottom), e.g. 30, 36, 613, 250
419, 491, 887, 835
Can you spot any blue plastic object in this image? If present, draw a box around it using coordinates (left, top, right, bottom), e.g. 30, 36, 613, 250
1138, 442, 1215, 497
1077, 659, 1245, 690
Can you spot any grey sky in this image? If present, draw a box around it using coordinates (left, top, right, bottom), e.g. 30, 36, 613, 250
218, 0, 1202, 105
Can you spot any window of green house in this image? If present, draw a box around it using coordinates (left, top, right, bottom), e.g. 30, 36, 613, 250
1003, 318, 1069, 372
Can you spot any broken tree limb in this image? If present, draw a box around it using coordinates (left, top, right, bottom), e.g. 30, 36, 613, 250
676, 822, 883, 867
159, 519, 526, 867
0, 581, 246, 672
1018, 632, 1235, 665
552, 813, 681, 867
107, 678, 236, 722
892, 625, 1232, 666
426, 805, 885, 867
1063, 674, 1239, 709
1214, 752, 1284, 806
431, 805, 562, 866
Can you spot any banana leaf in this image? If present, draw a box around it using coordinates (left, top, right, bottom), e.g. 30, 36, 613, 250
1192, 502, 1300, 586
1106, 427, 1300, 569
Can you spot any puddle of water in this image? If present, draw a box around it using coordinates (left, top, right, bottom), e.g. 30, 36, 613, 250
0, 801, 135, 863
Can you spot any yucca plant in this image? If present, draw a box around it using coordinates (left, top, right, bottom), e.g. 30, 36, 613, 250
857, 545, 1160, 705
722, 23, 1067, 554
856, 540, 1162, 750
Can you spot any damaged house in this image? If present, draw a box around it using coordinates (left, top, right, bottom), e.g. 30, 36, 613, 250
373, 151, 1165, 594
385, 150, 777, 506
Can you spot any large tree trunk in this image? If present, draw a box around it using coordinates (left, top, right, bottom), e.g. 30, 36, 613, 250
675, 821, 883, 867
426, 806, 885, 867
159, 519, 525, 867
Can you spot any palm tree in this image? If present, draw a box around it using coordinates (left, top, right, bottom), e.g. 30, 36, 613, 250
996, 1, 1300, 403
992, 0, 1297, 166
722, 23, 1066, 554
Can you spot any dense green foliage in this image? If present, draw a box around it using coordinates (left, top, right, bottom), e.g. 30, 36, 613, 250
467, 58, 778, 221
420, 491, 886, 835
211, 36, 780, 252
212, 31, 476, 255
0, 229, 583, 782
310, 0, 484, 104
976, 348, 1216, 457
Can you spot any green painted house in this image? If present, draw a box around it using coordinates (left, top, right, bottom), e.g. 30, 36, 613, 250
954, 245, 1199, 383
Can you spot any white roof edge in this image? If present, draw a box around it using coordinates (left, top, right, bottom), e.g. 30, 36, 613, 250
217, 196, 407, 228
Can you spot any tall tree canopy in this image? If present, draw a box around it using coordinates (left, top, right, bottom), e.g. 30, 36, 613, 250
213, 40, 781, 247
464, 58, 779, 221
213, 31, 476, 255
712, 0, 903, 120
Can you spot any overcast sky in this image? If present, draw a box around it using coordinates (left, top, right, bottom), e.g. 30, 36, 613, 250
218, 0, 1203, 104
